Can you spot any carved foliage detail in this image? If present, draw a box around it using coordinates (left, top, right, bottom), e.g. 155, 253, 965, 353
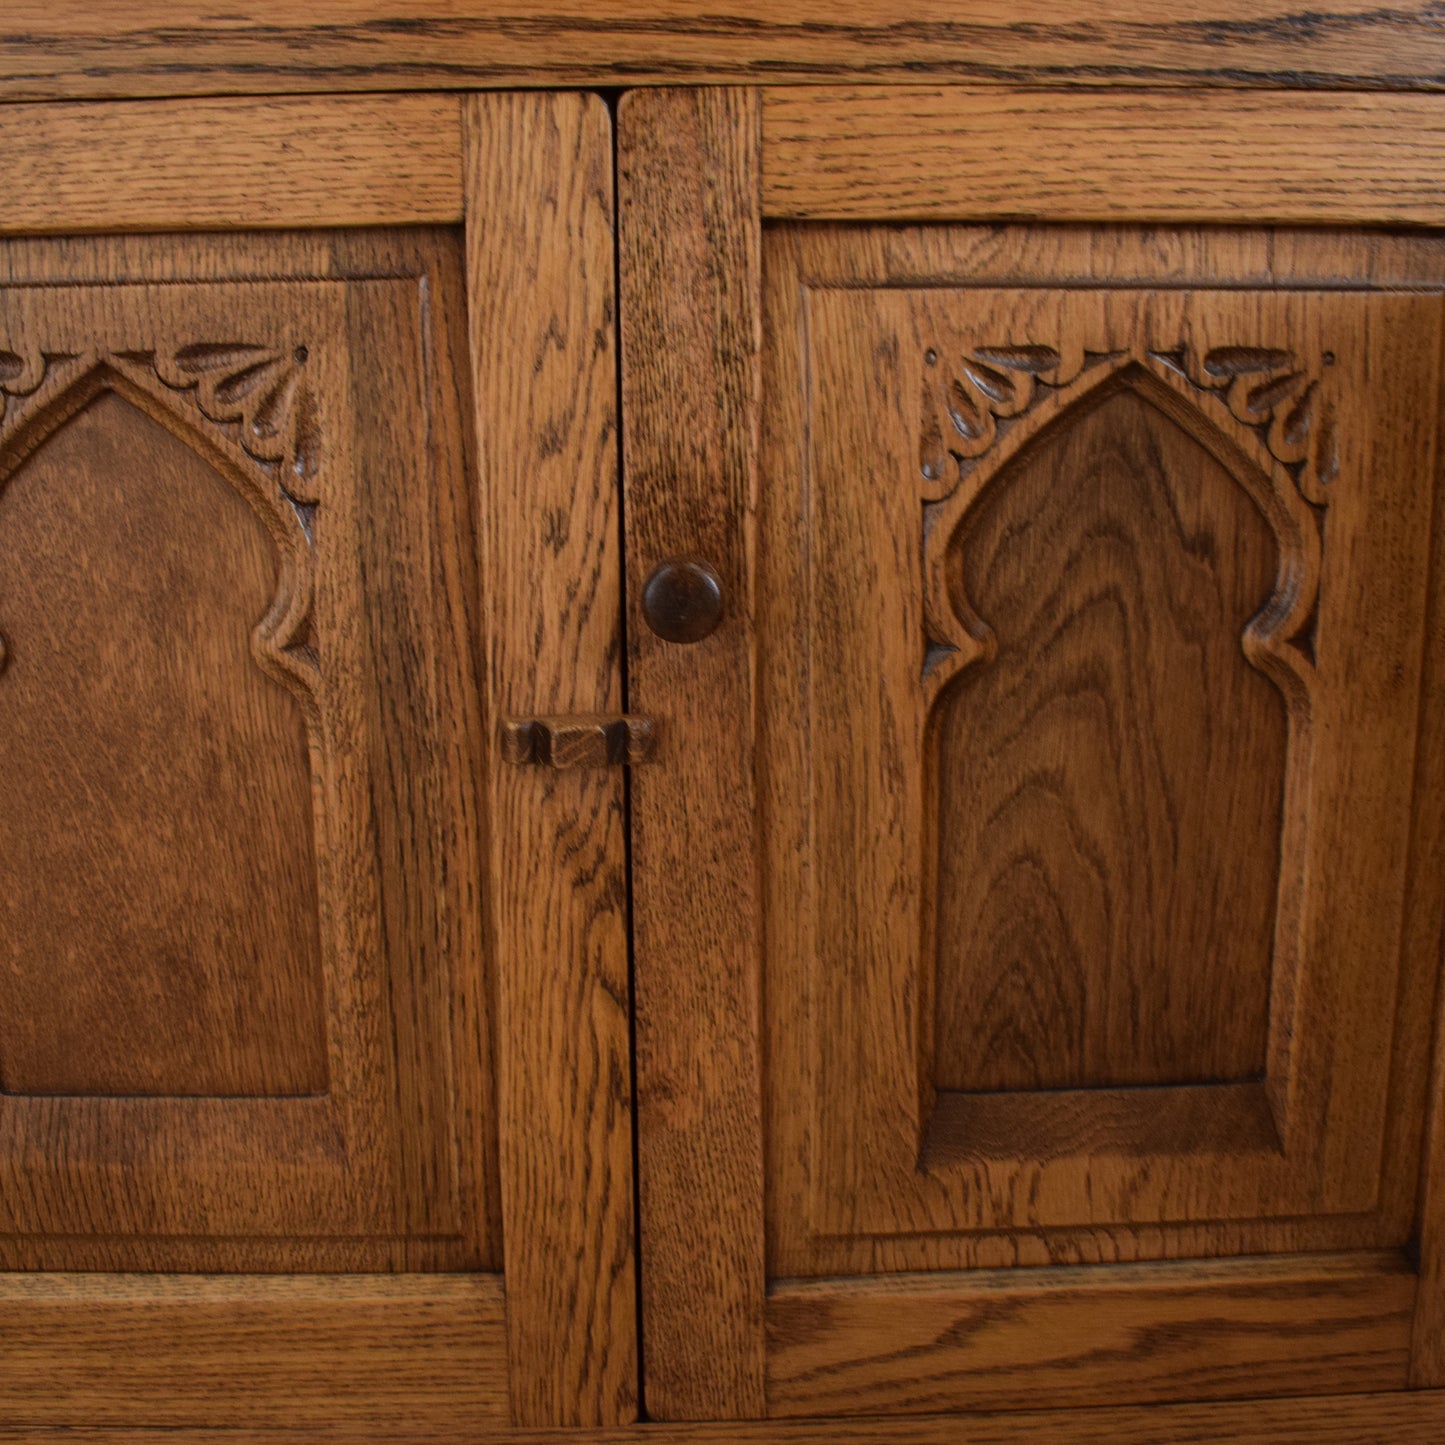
919, 343, 1112, 498
918, 339, 1336, 706
0, 342, 322, 708
922, 342, 1337, 500
149, 343, 321, 498
1151, 345, 1338, 500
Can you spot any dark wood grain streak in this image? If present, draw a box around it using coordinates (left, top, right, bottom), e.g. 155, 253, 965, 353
620, 86, 767, 1421
4, 3, 1445, 99
465, 92, 638, 1428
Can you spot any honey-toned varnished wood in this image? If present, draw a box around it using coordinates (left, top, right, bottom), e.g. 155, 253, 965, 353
930, 373, 1287, 1093
723, 211, 1445, 1419
0, 1275, 509, 1434
0, 388, 326, 1098
3, 1388, 1445, 1442
620, 87, 767, 1422
760, 224, 1445, 1286
0, 95, 463, 233
766, 1253, 1414, 1417
759, 88, 1445, 225
4, 3, 1445, 99
466, 92, 638, 1427
0, 228, 498, 1275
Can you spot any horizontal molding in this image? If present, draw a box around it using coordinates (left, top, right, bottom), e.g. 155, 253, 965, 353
767, 1251, 1415, 1418
3, 4, 1445, 99
762, 87, 1445, 224
0, 1273, 509, 1430
5, 1389, 1445, 1440
0, 95, 463, 234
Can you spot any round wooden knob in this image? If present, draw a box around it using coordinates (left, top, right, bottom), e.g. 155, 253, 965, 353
641, 558, 724, 644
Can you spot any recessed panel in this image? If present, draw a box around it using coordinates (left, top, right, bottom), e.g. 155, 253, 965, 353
932, 379, 1286, 1092
0, 392, 325, 1097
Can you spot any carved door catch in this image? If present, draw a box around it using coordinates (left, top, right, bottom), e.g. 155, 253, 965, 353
501, 714, 657, 768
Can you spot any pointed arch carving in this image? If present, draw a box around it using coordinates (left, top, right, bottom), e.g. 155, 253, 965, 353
0, 347, 320, 720
918, 343, 1334, 717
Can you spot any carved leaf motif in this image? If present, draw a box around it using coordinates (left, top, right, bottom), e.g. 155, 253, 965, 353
0, 348, 54, 425
920, 342, 1104, 495
1165, 346, 1337, 493
151, 342, 321, 501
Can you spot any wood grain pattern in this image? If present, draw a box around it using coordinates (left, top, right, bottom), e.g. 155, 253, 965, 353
1407, 274, 1445, 1388
0, 390, 326, 1097
0, 230, 498, 1275
767, 1253, 1414, 1417
762, 223, 1445, 1283
4, 1390, 1445, 1442
745, 216, 1444, 1416
0, 1274, 508, 1432
501, 715, 656, 768
931, 376, 1285, 1092
3, 3, 1445, 99
787, 280, 1432, 1244
0, 95, 462, 234
465, 92, 638, 1428
761, 88, 1445, 224
619, 86, 767, 1421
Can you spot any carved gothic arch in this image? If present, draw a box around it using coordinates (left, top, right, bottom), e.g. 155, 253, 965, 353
0, 352, 319, 721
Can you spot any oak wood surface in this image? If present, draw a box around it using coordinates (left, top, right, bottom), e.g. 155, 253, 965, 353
465, 91, 638, 1429
761, 223, 1445, 1284
0, 390, 326, 1099
1407, 262, 1445, 1388
4, 1389, 1445, 1441
738, 213, 1445, 1417
929, 369, 1283, 1093
619, 86, 767, 1422
766, 1252, 1414, 1417
761, 87, 1445, 225
0, 229, 497, 1274
0, 95, 463, 234
785, 276, 1434, 1243
2, 3, 1445, 100
0, 1274, 508, 1432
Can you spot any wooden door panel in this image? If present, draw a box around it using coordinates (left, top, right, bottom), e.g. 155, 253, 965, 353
0, 237, 496, 1271
625, 87, 1445, 1424
742, 218, 1445, 1416
789, 278, 1436, 1244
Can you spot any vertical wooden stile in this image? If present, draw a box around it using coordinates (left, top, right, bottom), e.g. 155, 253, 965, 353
618, 86, 768, 1420
463, 91, 638, 1428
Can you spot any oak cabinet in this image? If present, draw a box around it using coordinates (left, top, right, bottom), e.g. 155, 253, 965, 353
4, 60, 1445, 1444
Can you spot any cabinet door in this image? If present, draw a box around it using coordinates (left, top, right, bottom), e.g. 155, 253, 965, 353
0, 92, 634, 1432
621, 86, 1445, 1422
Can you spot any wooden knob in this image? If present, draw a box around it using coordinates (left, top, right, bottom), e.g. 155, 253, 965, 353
641, 558, 724, 644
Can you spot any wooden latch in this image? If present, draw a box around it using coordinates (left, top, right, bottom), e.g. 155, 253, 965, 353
501, 714, 656, 768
